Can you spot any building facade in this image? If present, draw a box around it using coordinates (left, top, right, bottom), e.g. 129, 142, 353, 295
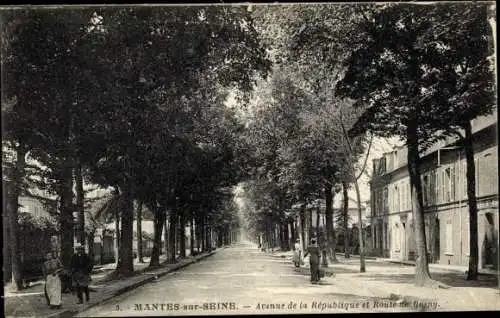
370, 113, 498, 269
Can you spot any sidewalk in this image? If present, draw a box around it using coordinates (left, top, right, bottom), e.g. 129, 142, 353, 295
4, 249, 221, 318
268, 249, 497, 277
267, 250, 500, 311
381, 258, 498, 276
320, 257, 500, 311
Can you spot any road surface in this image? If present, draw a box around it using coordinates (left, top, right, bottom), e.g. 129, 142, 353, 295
76, 242, 419, 316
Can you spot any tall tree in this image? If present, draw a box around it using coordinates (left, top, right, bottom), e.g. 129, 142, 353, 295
341, 180, 350, 258
335, 3, 494, 286
136, 201, 144, 263
416, 4, 495, 280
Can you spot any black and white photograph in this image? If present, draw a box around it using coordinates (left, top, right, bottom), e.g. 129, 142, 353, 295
1, 2, 498, 316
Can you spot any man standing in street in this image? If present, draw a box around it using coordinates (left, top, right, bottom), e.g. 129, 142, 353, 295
71, 244, 93, 304
305, 237, 321, 283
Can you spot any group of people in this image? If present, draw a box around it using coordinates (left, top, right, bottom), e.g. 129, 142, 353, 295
293, 238, 323, 283
43, 243, 94, 309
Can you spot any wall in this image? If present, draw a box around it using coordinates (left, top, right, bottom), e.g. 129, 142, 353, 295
370, 120, 498, 266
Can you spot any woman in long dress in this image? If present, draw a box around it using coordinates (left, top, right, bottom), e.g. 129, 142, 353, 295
43, 252, 62, 309
293, 239, 302, 267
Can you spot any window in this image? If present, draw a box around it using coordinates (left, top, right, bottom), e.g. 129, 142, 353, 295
380, 157, 387, 174
402, 182, 406, 210
462, 161, 467, 199
475, 158, 479, 195
445, 220, 453, 255
435, 169, 440, 203
395, 223, 400, 251
422, 175, 429, 206
407, 181, 411, 210
450, 166, 455, 201
394, 185, 400, 212
383, 187, 388, 213
444, 167, 452, 203
379, 190, 383, 216
465, 217, 470, 256
455, 161, 461, 201
428, 171, 435, 205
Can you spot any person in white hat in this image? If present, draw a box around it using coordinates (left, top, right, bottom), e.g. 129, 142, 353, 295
70, 243, 93, 304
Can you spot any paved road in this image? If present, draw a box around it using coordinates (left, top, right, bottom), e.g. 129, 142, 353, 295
76, 242, 418, 316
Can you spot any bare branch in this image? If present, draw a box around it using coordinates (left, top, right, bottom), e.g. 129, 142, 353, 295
355, 132, 374, 180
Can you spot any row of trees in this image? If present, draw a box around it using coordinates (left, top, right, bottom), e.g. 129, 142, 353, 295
238, 64, 373, 271
2, 3, 495, 291
2, 6, 269, 290
241, 3, 495, 287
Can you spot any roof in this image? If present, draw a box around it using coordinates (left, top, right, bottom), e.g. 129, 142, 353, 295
371, 112, 497, 177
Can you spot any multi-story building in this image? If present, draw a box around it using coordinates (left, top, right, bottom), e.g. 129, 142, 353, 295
370, 113, 498, 269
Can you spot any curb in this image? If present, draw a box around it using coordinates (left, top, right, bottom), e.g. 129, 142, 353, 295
46, 251, 216, 318
336, 253, 377, 260
386, 260, 498, 277
114, 251, 215, 295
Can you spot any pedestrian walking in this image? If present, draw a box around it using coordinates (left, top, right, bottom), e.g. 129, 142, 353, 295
71, 244, 93, 304
304, 237, 321, 283
292, 239, 302, 267
43, 252, 62, 309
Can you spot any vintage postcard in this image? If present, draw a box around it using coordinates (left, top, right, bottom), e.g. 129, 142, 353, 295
2, 2, 498, 317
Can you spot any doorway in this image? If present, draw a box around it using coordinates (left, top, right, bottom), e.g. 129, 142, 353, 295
434, 218, 440, 263
482, 212, 497, 269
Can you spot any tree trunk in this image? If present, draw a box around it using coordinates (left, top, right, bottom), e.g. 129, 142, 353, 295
136, 201, 144, 263
464, 122, 479, 280
164, 211, 169, 255
190, 217, 195, 256
150, 206, 164, 267
325, 184, 338, 262
407, 122, 433, 286
175, 215, 180, 256
59, 156, 74, 270
308, 208, 313, 243
342, 181, 350, 258
75, 160, 85, 246
114, 213, 120, 266
206, 223, 212, 250
196, 216, 201, 252
179, 211, 186, 258
218, 229, 223, 247
200, 217, 206, 252
168, 208, 177, 263
315, 206, 320, 236
87, 232, 95, 264
354, 179, 366, 272
299, 205, 306, 253
116, 187, 134, 276
6, 145, 27, 291
3, 193, 12, 283
283, 223, 289, 250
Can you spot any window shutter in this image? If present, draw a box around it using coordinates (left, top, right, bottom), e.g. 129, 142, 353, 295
435, 169, 440, 203
450, 166, 455, 201
475, 158, 479, 195
463, 161, 467, 199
